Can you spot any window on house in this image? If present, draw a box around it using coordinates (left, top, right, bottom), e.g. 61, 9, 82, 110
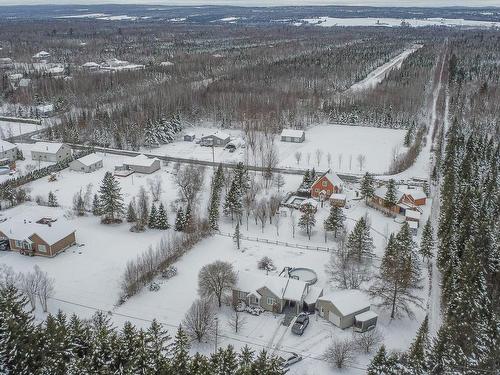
38, 244, 47, 253
239, 291, 247, 299
322, 181, 328, 187
315, 188, 319, 193
267, 297, 275, 306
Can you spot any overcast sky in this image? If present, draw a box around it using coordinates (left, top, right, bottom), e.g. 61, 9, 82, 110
0, 1, 498, 7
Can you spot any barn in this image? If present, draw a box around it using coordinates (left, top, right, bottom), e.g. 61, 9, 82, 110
310, 170, 344, 200
280, 129, 305, 143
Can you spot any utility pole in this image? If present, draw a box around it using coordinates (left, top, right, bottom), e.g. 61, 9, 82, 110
214, 317, 218, 354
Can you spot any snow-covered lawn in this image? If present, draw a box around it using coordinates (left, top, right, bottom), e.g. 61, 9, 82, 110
278, 124, 405, 174
0, 120, 42, 138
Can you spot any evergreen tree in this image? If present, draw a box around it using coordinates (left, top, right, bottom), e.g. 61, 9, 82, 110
115, 321, 138, 372
208, 164, 224, 230
236, 345, 254, 375
183, 204, 193, 233
155, 203, 170, 230
384, 179, 398, 207
223, 178, 243, 222
405, 315, 429, 374
87, 311, 117, 373
98, 172, 124, 223
190, 352, 211, 375
360, 172, 375, 202
324, 205, 346, 238
149, 204, 157, 229
40, 312, 71, 375
419, 219, 434, 262
367, 345, 399, 375
145, 319, 171, 373
91, 194, 100, 216
0, 284, 43, 374
143, 119, 158, 148
298, 203, 316, 240
171, 327, 190, 375
233, 222, 242, 250
48, 191, 58, 207
126, 201, 137, 223
346, 217, 374, 261
175, 207, 185, 232
369, 232, 423, 319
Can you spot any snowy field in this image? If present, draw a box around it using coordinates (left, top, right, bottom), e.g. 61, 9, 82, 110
145, 124, 405, 175
300, 17, 500, 28
278, 124, 405, 174
0, 120, 42, 139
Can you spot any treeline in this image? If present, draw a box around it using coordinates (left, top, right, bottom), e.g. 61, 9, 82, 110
0, 282, 286, 374
324, 42, 439, 130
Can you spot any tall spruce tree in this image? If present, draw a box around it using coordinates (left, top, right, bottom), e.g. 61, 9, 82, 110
346, 217, 374, 261
360, 172, 376, 202
126, 201, 137, 223
208, 164, 224, 230
384, 179, 398, 207
98, 172, 124, 223
149, 204, 158, 229
324, 205, 345, 238
175, 207, 185, 232
298, 203, 316, 240
171, 327, 190, 375
155, 203, 170, 230
419, 219, 434, 261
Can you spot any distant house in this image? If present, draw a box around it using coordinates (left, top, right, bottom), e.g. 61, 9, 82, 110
31, 142, 71, 163
81, 62, 101, 71
399, 187, 427, 206
310, 170, 344, 200
317, 290, 375, 330
33, 50, 50, 61
69, 153, 103, 173
184, 133, 196, 142
200, 131, 230, 147
371, 185, 426, 215
280, 129, 305, 143
123, 154, 160, 174
18, 78, 31, 88
0, 140, 18, 162
0, 218, 76, 257
329, 193, 347, 207
0, 57, 13, 69
160, 61, 174, 67
36, 103, 55, 117
232, 272, 309, 314
101, 58, 145, 72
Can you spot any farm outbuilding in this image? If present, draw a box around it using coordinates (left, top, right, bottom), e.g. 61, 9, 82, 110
184, 133, 196, 142
310, 170, 344, 200
280, 129, 305, 143
329, 193, 347, 207
317, 290, 372, 329
69, 153, 103, 173
353, 310, 378, 333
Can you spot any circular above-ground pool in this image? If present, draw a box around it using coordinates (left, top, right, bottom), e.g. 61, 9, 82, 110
288, 267, 318, 285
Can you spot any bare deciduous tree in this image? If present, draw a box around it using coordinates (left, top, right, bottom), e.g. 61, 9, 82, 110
255, 199, 267, 232
352, 329, 384, 354
183, 298, 217, 342
357, 154, 366, 171
323, 338, 355, 369
228, 309, 246, 333
289, 209, 296, 238
147, 175, 163, 202
338, 154, 343, 170
306, 152, 311, 165
294, 151, 302, 165
327, 152, 332, 167
198, 261, 237, 308
315, 148, 323, 166
35, 265, 54, 312
174, 165, 205, 207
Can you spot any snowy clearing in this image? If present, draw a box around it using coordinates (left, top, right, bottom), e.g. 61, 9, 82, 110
0, 120, 42, 138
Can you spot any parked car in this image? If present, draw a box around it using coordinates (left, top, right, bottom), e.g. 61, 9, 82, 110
281, 352, 303, 368
291, 313, 309, 335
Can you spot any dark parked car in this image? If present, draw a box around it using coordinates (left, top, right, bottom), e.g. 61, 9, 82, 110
281, 352, 303, 368
0, 239, 10, 251
291, 313, 309, 335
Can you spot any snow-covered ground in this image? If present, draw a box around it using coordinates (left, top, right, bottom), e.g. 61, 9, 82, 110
146, 124, 405, 175
278, 124, 405, 174
0, 120, 42, 138
348, 45, 422, 92
299, 17, 500, 29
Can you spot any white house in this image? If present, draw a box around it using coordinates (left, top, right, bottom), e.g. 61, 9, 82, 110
36, 104, 54, 117
69, 153, 103, 173
280, 129, 305, 143
122, 154, 161, 174
31, 142, 71, 163
0, 140, 18, 162
81, 62, 101, 71
33, 51, 50, 61
200, 131, 230, 147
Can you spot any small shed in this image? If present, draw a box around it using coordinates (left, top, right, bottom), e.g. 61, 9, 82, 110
317, 290, 371, 329
280, 129, 305, 143
330, 193, 347, 207
69, 153, 103, 173
184, 133, 196, 142
123, 154, 160, 174
353, 310, 378, 332
405, 209, 421, 224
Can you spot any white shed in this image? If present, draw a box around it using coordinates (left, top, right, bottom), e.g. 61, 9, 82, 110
280, 129, 305, 143
69, 153, 103, 173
